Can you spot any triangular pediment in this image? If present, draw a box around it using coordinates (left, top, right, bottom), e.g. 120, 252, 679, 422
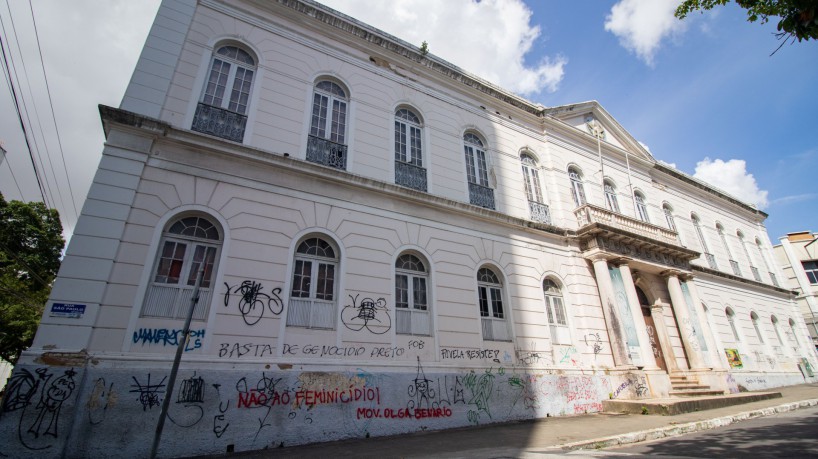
544, 101, 654, 162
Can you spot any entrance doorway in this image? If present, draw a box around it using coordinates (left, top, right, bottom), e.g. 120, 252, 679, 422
637, 287, 666, 371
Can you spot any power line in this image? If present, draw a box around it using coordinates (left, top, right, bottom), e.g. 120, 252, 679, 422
1, 153, 25, 197
29, 0, 78, 224
0, 25, 47, 205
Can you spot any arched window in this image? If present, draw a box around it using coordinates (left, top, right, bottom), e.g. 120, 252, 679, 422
307, 80, 349, 169
543, 278, 569, 344
663, 203, 677, 231
755, 238, 779, 287
464, 133, 495, 209
394, 108, 426, 191
751, 312, 764, 344
726, 307, 740, 342
772, 315, 785, 346
521, 153, 550, 224
693, 214, 717, 269
568, 167, 586, 207
287, 236, 339, 329
789, 318, 802, 347
395, 253, 430, 336
603, 179, 620, 213
738, 231, 761, 281
634, 191, 650, 223
717, 224, 740, 276
477, 267, 509, 341
142, 215, 222, 320
192, 44, 256, 142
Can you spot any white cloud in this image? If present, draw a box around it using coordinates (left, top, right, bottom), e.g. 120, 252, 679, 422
693, 158, 769, 208
319, 0, 566, 95
604, 0, 686, 66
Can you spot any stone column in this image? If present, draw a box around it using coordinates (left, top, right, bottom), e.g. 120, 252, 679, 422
683, 278, 726, 369
664, 270, 707, 370
616, 261, 658, 370
591, 255, 631, 367
650, 302, 679, 372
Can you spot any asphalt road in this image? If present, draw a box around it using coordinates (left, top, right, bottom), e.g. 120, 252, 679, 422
594, 404, 818, 458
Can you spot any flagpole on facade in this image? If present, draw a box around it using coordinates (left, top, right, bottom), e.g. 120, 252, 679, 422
150, 265, 206, 459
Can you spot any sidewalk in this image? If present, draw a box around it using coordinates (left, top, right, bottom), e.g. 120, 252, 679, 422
211, 383, 818, 459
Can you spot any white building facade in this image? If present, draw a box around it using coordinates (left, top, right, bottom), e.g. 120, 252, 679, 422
2, 1, 815, 457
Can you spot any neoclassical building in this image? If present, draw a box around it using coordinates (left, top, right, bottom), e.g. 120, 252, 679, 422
3, 1, 815, 457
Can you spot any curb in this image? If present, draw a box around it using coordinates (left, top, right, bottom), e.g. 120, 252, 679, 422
558, 398, 818, 451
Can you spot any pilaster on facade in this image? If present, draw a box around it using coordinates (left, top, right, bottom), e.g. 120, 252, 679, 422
662, 270, 708, 371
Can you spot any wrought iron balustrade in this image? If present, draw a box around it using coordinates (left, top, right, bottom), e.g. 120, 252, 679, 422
730, 260, 741, 276
468, 182, 495, 210
306, 135, 347, 170
751, 266, 761, 281
528, 201, 551, 224
191, 103, 247, 142
395, 160, 427, 192
573, 204, 679, 246
704, 253, 718, 270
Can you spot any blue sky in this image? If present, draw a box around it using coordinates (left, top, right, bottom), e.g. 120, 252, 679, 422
1, 0, 816, 243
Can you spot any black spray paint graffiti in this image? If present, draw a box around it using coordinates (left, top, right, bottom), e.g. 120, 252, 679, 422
87, 378, 116, 426
224, 280, 283, 326
341, 294, 391, 334
583, 333, 602, 356
235, 373, 285, 442
212, 384, 230, 438
130, 374, 166, 411
407, 357, 436, 411
167, 372, 205, 428
2, 368, 77, 451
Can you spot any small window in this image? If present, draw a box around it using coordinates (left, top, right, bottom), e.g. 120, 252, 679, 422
789, 318, 801, 347
604, 179, 620, 213
306, 80, 349, 169
286, 236, 339, 329
772, 315, 785, 346
394, 108, 426, 191
464, 133, 495, 209
477, 267, 510, 341
142, 215, 222, 320
192, 44, 256, 142
803, 261, 818, 284
543, 279, 570, 344
663, 203, 676, 232
569, 167, 586, 207
395, 253, 431, 336
634, 192, 649, 223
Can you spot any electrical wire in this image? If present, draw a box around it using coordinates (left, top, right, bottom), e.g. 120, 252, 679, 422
29, 0, 79, 224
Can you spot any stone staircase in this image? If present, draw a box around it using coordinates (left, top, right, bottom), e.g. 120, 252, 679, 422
669, 374, 725, 397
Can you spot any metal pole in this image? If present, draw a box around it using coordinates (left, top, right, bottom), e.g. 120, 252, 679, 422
149, 265, 206, 459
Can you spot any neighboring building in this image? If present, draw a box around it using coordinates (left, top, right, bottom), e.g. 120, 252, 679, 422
2, 1, 815, 457
774, 232, 818, 347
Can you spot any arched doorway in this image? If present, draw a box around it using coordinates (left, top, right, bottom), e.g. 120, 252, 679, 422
637, 287, 667, 371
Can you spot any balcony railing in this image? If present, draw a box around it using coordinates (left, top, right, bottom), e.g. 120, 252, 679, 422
769, 272, 780, 287
730, 260, 741, 276
468, 182, 495, 210
751, 266, 761, 281
704, 253, 718, 270
528, 201, 551, 224
573, 204, 679, 245
395, 160, 427, 192
191, 103, 247, 142
306, 135, 347, 170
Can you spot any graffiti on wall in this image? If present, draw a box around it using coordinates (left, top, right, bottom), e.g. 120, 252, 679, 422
341, 294, 391, 334
132, 328, 204, 351
224, 281, 283, 325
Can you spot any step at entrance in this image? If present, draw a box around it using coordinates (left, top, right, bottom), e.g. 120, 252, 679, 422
668, 374, 724, 397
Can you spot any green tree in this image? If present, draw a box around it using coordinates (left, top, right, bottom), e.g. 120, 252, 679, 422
0, 193, 64, 364
676, 0, 818, 45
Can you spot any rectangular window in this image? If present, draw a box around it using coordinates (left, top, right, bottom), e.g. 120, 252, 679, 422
291, 260, 312, 298
396, 274, 409, 308
154, 241, 186, 284
803, 261, 818, 284
478, 286, 489, 317
316, 263, 335, 300
395, 122, 407, 163
413, 277, 427, 310
490, 287, 504, 319
203, 59, 230, 107
310, 93, 328, 138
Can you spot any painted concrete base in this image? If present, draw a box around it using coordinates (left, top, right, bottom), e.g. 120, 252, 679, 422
0, 358, 652, 458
